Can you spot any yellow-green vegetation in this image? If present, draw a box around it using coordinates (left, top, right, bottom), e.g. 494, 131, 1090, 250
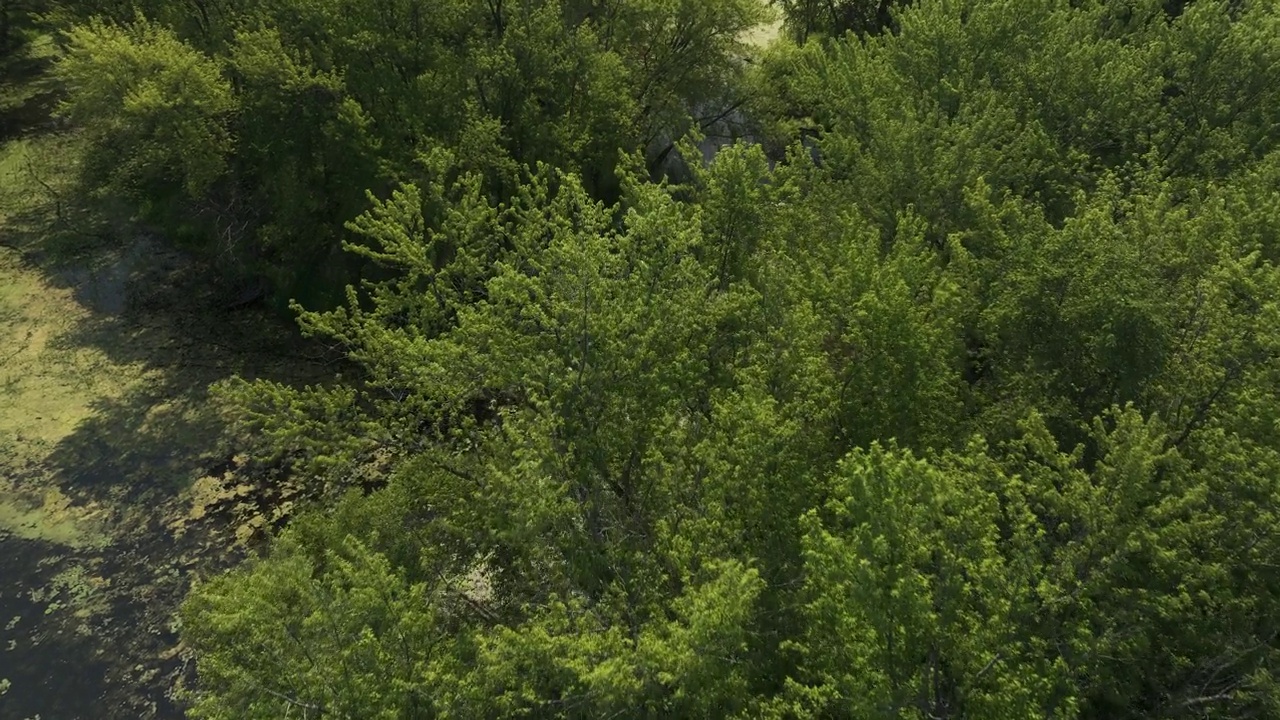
0, 243, 135, 549
0, 124, 177, 717
0, 486, 107, 548
159, 0, 1280, 718
0, 116, 145, 539
6, 0, 1280, 718
0, 32, 322, 719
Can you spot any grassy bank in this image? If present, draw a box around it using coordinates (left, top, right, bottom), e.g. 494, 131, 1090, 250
0, 29, 325, 719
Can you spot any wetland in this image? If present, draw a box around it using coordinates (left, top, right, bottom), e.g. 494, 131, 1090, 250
0, 35, 325, 718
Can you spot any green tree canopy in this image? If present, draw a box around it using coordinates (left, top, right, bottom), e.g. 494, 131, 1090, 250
165, 0, 1280, 717
52, 0, 771, 302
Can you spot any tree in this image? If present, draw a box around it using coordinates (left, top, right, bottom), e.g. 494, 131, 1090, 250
54, 17, 235, 231
179, 0, 1280, 716
52, 0, 772, 301
772, 0, 909, 42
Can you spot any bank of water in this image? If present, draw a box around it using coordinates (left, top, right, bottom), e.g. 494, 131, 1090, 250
0, 182, 324, 718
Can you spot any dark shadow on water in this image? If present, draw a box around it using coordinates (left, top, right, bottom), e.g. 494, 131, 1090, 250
0, 537, 112, 720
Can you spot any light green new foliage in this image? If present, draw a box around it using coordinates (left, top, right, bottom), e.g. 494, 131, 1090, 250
180, 480, 474, 719
56, 17, 234, 200
183, 537, 446, 719
189, 145, 990, 717
787, 441, 1062, 718
435, 559, 765, 718
191, 156, 778, 718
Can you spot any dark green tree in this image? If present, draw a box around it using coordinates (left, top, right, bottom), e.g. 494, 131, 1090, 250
178, 0, 1280, 717
52, 0, 771, 302
772, 0, 909, 41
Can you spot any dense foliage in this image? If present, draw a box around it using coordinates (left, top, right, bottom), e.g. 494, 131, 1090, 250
48, 0, 766, 304
36, 0, 1280, 716
772, 0, 908, 41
